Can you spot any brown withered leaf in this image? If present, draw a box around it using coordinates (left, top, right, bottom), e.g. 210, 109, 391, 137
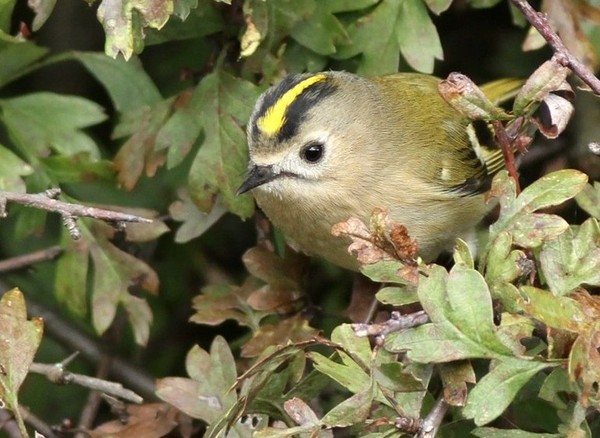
332, 216, 394, 265
569, 320, 600, 407
190, 278, 263, 327
88, 403, 179, 438
332, 209, 419, 266
241, 315, 320, 358
243, 246, 307, 313
439, 361, 476, 407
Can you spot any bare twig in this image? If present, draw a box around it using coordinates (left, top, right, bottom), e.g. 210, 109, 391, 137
510, 0, 600, 94
352, 310, 430, 344
76, 356, 113, 438
0, 287, 156, 399
19, 405, 58, 438
29, 361, 143, 404
418, 396, 449, 438
492, 120, 521, 192
0, 246, 63, 273
0, 189, 153, 240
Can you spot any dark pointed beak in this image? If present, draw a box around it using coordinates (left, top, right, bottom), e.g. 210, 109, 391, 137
237, 165, 278, 195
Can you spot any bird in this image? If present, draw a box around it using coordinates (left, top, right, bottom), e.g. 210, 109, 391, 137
237, 71, 519, 271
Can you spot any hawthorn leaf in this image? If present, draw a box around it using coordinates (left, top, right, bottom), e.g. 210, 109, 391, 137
463, 359, 555, 426
0, 289, 43, 417
0, 41, 48, 88
0, 144, 33, 192
540, 218, 600, 296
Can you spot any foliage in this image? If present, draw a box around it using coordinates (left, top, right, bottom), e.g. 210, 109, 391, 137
0, 0, 599, 437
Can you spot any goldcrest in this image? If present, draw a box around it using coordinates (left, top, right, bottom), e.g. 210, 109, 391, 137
238, 72, 516, 271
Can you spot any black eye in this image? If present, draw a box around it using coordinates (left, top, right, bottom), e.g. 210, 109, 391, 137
300, 142, 324, 163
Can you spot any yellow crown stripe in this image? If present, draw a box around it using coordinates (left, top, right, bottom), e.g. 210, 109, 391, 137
258, 74, 327, 136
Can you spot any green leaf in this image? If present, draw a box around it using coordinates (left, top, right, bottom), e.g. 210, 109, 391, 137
335, 0, 442, 74
518, 286, 587, 333
170, 190, 227, 242
187, 71, 260, 217
485, 231, 528, 285
386, 265, 515, 361
0, 144, 33, 191
290, 3, 350, 55
473, 428, 561, 437
0, 92, 107, 157
331, 324, 372, 368
70, 52, 162, 112
308, 351, 370, 395
97, 0, 174, 60
575, 182, 600, 219
464, 359, 555, 425
89, 230, 157, 345
40, 153, 115, 184
468, 0, 503, 7
376, 286, 419, 306
245, 0, 316, 52
55, 229, 90, 317
540, 218, 600, 296
156, 338, 240, 424
321, 387, 374, 427
490, 170, 588, 247
396, 0, 443, 73
0, 41, 48, 88
0, 0, 17, 33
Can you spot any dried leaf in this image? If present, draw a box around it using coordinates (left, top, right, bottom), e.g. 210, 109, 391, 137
0, 289, 43, 418
89, 403, 179, 438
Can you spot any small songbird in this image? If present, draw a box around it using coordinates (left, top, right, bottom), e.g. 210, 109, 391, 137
238, 72, 518, 271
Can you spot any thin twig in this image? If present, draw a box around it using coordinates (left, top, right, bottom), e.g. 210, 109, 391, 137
29, 362, 143, 404
418, 396, 449, 438
19, 405, 58, 438
0, 189, 153, 240
76, 356, 113, 438
492, 120, 521, 192
510, 0, 600, 94
352, 310, 430, 344
0, 246, 63, 273
0, 285, 155, 399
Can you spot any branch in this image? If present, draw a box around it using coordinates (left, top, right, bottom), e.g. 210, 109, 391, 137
0, 189, 153, 240
0, 246, 63, 273
29, 359, 143, 404
510, 0, 600, 94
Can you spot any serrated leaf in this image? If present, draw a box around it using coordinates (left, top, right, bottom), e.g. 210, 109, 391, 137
490, 170, 588, 247
70, 52, 162, 112
517, 286, 587, 333
146, 0, 223, 43
170, 190, 227, 242
334, 0, 403, 75
308, 351, 370, 395
290, 3, 350, 55
540, 218, 600, 296
187, 71, 260, 217
156, 341, 235, 421
330, 324, 372, 368
376, 285, 419, 306
463, 359, 555, 425
90, 235, 157, 345
0, 144, 33, 191
0, 289, 43, 417
113, 98, 174, 190
0, 92, 106, 157
386, 265, 515, 361
321, 387, 374, 427
97, 0, 174, 60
